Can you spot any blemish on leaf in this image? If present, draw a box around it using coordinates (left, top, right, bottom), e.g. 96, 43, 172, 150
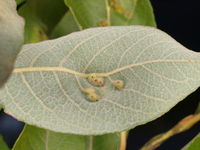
82, 88, 100, 102
109, 0, 134, 19
82, 88, 95, 94
87, 92, 100, 102
77, 75, 101, 102
88, 73, 97, 79
87, 74, 105, 87
113, 80, 124, 89
124, 10, 133, 19
110, 0, 125, 14
98, 20, 109, 27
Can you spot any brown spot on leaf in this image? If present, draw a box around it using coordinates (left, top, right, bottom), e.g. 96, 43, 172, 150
98, 20, 109, 27
110, 0, 125, 14
110, 0, 134, 20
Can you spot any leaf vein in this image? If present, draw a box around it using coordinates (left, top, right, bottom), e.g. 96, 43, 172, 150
102, 98, 153, 115
45, 130, 49, 150
124, 88, 167, 103
12, 59, 200, 79
141, 65, 190, 83
117, 32, 161, 67
20, 73, 90, 131
59, 30, 107, 67
83, 29, 146, 72
53, 72, 110, 124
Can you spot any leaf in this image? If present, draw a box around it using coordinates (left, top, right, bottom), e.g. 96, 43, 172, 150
0, 0, 24, 88
13, 125, 120, 150
182, 133, 200, 150
18, 0, 67, 43
195, 103, 200, 113
64, 0, 156, 28
0, 136, 9, 150
18, 5, 48, 43
13, 125, 85, 150
126, 0, 156, 26
28, 0, 67, 35
16, 0, 26, 6
93, 133, 120, 150
0, 26, 200, 135
50, 11, 80, 39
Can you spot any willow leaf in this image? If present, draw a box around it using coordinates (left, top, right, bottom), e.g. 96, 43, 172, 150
0, 26, 200, 135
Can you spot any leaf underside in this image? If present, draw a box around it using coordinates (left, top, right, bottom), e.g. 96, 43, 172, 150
0, 0, 24, 88
0, 26, 200, 135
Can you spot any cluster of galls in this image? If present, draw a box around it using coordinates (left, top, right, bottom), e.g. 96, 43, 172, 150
82, 88, 100, 101
83, 73, 124, 102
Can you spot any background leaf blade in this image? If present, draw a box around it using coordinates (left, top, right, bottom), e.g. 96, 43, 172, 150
13, 125, 120, 150
18, 0, 67, 43
64, 0, 156, 28
50, 11, 80, 39
0, 136, 10, 150
182, 133, 200, 150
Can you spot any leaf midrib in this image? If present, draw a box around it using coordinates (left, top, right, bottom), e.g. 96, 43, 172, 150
12, 59, 200, 78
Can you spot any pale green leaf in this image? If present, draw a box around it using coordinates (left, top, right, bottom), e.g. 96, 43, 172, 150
182, 133, 200, 150
64, 0, 156, 28
13, 125, 120, 150
0, 136, 9, 150
0, 26, 200, 135
0, 0, 24, 87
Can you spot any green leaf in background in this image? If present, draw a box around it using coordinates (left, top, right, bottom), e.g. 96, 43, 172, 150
109, 0, 156, 26
18, 0, 67, 43
0, 105, 2, 110
50, 11, 80, 39
0, 136, 9, 150
182, 133, 200, 150
195, 103, 200, 113
0, 0, 24, 88
52, 0, 156, 38
18, 4, 47, 43
13, 125, 120, 150
92, 133, 120, 150
0, 26, 200, 135
31, 0, 67, 34
64, 0, 156, 28
15, 0, 26, 6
